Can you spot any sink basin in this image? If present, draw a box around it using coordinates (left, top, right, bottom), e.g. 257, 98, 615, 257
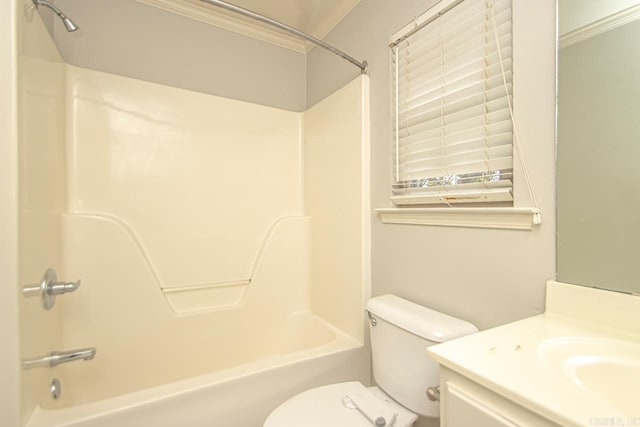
538, 337, 640, 415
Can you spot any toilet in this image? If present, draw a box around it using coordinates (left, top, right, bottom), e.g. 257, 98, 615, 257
264, 294, 479, 426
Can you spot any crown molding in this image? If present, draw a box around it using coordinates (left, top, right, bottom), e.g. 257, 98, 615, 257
560, 4, 640, 49
137, 0, 307, 53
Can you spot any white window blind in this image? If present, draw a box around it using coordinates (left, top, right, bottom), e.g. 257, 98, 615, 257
391, 0, 513, 206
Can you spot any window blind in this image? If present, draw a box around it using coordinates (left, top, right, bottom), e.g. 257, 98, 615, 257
391, 0, 513, 206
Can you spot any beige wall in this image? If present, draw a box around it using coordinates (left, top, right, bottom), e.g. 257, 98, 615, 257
42, 0, 307, 111
557, 20, 640, 294
307, 0, 557, 331
0, 1, 21, 427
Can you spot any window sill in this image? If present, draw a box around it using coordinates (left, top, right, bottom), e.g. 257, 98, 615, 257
375, 207, 541, 231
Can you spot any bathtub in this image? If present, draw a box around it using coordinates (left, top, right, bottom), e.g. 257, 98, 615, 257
26, 311, 368, 427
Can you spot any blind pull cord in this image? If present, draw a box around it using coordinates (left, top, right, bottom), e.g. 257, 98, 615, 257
490, 2, 542, 225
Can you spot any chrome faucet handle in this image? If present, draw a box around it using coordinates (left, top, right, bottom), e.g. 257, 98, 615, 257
48, 279, 81, 295
22, 268, 81, 310
22, 347, 97, 369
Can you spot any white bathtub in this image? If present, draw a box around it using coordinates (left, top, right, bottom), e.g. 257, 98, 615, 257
26, 312, 368, 427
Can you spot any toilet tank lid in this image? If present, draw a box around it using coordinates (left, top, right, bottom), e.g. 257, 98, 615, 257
366, 295, 478, 343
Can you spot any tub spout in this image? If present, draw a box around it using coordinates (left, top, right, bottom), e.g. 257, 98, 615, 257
22, 347, 97, 369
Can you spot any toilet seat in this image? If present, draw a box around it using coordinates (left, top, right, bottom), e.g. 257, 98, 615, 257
264, 381, 417, 427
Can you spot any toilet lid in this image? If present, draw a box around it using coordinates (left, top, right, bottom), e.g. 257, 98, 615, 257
264, 382, 417, 427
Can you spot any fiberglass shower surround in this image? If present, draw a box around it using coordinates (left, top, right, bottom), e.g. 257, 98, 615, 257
17, 0, 370, 424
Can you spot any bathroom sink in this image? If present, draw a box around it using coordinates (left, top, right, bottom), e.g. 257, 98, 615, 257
538, 337, 640, 414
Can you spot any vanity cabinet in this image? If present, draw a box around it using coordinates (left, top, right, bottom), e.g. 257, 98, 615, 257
439, 368, 560, 427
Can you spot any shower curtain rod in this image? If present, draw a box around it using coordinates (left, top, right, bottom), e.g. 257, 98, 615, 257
199, 0, 368, 74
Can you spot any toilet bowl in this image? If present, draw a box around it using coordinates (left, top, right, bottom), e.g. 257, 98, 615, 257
264, 295, 478, 426
264, 382, 417, 427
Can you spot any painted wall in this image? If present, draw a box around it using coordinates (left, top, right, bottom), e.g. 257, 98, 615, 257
41, 0, 307, 111
307, 0, 556, 331
0, 0, 21, 426
557, 20, 640, 294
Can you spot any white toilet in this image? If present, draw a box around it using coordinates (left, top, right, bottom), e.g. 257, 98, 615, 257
264, 294, 478, 427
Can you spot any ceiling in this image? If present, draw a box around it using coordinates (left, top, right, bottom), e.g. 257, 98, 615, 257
137, 0, 362, 52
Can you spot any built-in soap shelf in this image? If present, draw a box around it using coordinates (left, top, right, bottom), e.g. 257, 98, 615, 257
162, 279, 251, 313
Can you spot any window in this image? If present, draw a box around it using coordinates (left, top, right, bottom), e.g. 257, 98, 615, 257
390, 0, 513, 206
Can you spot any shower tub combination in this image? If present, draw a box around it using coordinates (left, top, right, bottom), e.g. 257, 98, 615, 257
17, 3, 370, 426
28, 313, 367, 427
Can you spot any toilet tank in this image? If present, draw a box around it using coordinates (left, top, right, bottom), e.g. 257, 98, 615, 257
365, 295, 478, 417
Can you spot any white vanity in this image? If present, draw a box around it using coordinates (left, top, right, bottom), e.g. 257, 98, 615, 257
429, 281, 640, 427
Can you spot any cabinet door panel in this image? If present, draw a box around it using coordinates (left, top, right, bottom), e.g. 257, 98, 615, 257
445, 383, 520, 427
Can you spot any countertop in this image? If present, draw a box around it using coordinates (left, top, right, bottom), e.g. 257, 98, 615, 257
428, 281, 640, 427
